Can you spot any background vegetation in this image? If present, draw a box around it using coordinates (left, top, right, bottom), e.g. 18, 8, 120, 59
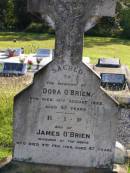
0, 0, 130, 38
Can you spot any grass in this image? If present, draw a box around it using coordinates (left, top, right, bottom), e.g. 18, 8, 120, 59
0, 32, 130, 170
0, 32, 130, 67
0, 32, 55, 54
83, 36, 130, 68
0, 75, 33, 159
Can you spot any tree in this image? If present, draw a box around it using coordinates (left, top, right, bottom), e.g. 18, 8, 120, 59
14, 0, 31, 30
0, 1, 7, 30
86, 0, 130, 37
5, 0, 16, 30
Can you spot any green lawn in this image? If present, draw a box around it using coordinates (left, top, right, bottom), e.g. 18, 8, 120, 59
0, 75, 33, 159
0, 32, 130, 67
0, 86, 14, 159
84, 36, 130, 68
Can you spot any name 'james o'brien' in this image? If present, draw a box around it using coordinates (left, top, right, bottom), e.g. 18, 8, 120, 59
36, 130, 90, 139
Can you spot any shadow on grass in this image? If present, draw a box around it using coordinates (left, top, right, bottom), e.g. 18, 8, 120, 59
84, 36, 130, 48
0, 32, 55, 41
1, 32, 130, 48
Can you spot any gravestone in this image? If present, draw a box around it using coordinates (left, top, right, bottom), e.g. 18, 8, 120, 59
35, 49, 53, 58
13, 60, 119, 168
0, 1, 119, 173
13, 48, 22, 56
97, 58, 121, 68
100, 73, 126, 90
0, 62, 27, 76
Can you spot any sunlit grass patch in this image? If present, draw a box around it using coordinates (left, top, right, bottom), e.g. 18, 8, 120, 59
0, 32, 130, 67
0, 75, 33, 159
83, 36, 130, 67
0, 147, 11, 160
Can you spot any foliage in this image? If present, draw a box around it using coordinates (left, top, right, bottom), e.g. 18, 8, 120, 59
87, 0, 130, 38
120, 8, 130, 38
0, 0, 130, 39
7, 0, 16, 30
13, 0, 31, 30
87, 17, 120, 37
0, 0, 130, 38
0, 148, 11, 160
0, 1, 7, 31
25, 22, 52, 33
0, 0, 31, 31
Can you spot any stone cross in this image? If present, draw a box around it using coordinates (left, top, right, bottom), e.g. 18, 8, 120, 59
28, 0, 117, 63
9, 1, 119, 171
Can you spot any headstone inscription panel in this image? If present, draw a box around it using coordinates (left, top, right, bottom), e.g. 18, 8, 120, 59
13, 59, 119, 168
100, 73, 126, 90
97, 58, 120, 68
101, 74, 126, 84
36, 49, 51, 57
0, 62, 27, 75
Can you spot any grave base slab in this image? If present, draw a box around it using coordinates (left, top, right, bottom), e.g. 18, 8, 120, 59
0, 161, 114, 173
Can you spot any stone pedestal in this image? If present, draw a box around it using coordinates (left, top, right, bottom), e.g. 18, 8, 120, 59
0, 161, 113, 173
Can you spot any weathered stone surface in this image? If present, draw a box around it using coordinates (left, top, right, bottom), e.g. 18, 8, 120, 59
27, 0, 117, 18
117, 108, 130, 149
28, 0, 117, 33
9, 0, 119, 172
0, 161, 113, 173
13, 59, 119, 168
27, 0, 117, 63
